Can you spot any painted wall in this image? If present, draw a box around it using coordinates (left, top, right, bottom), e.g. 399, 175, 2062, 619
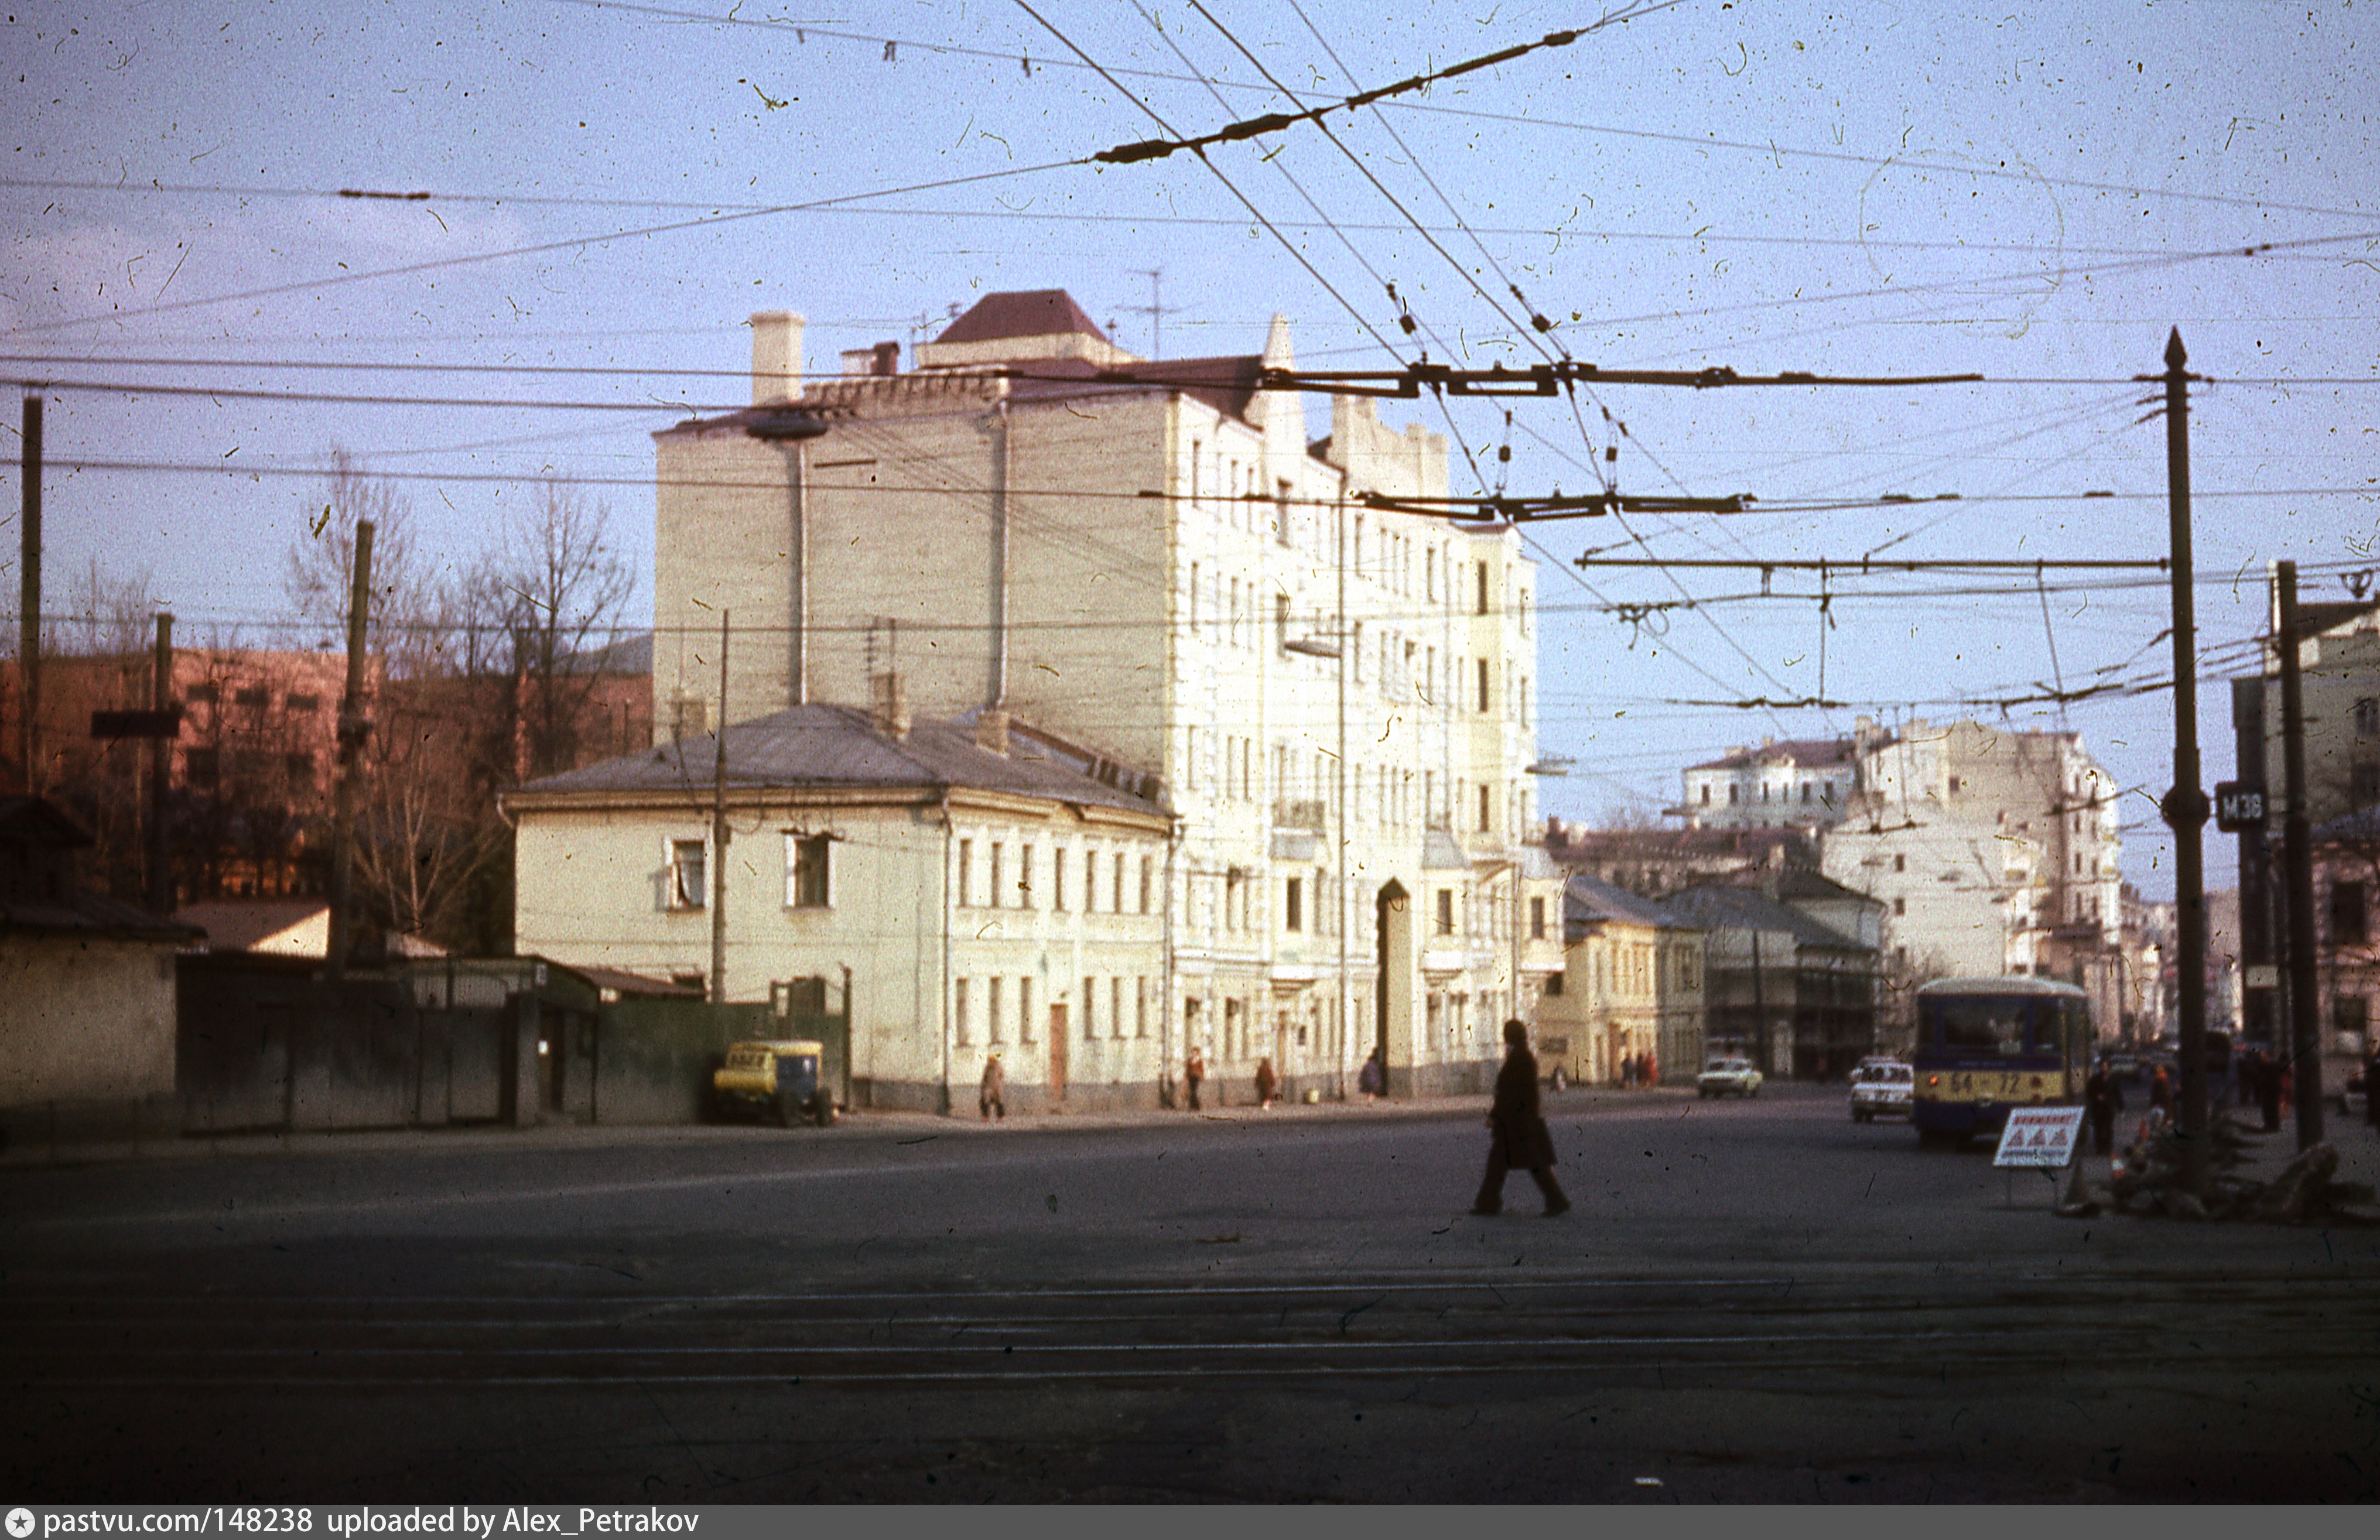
0, 934, 177, 1115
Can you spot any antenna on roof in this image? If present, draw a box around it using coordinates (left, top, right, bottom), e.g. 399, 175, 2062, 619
1123, 267, 1184, 359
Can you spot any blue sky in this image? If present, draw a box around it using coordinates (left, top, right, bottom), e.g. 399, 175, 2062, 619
6, 0, 2378, 898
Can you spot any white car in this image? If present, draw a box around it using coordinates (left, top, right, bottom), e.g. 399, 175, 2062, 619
1697, 1058, 1763, 1098
1849, 1058, 1914, 1123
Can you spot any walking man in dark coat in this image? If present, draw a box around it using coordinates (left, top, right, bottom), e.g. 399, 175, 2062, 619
979, 1052, 1006, 1121
2085, 1058, 2122, 1155
2256, 1049, 2283, 1132
1473, 1020, 1569, 1217
1184, 1046, 1206, 1111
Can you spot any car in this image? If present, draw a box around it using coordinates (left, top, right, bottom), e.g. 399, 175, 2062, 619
1849, 1058, 1914, 1122
712, 1038, 837, 1127
1697, 1057, 1763, 1098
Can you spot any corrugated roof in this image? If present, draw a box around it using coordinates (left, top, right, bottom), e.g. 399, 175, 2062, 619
1663, 884, 1869, 952
512, 703, 1167, 817
935, 290, 1110, 347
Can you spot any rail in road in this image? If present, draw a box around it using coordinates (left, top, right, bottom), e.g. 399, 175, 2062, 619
11, 1267, 2372, 1390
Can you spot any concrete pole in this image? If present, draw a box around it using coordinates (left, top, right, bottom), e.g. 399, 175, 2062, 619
326, 520, 374, 983
149, 612, 173, 914
2277, 562, 2326, 1147
2160, 328, 2212, 1197
711, 609, 731, 1008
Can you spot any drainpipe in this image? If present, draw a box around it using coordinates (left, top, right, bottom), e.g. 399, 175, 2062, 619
990, 399, 1011, 708
939, 789, 954, 1114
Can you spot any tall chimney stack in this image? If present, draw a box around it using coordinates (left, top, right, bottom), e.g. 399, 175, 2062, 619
751, 310, 805, 405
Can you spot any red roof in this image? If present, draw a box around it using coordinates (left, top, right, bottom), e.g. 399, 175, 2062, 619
934, 289, 1111, 346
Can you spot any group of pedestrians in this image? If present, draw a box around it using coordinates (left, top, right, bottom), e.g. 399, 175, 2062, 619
2081, 1042, 2380, 1153
1616, 1051, 1660, 1089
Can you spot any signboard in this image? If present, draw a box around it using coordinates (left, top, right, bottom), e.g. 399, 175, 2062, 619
2214, 781, 2267, 833
1992, 1106, 2086, 1169
2245, 964, 2279, 990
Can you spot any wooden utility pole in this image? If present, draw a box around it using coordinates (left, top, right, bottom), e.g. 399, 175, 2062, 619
326, 521, 374, 982
2276, 560, 2325, 1147
18, 393, 40, 793
710, 609, 730, 1008
149, 612, 174, 913
2160, 328, 2213, 1197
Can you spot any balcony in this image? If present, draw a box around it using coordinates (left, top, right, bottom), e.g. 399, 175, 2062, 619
1273, 797, 1326, 831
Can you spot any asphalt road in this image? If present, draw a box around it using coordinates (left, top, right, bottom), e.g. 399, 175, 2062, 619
7, 1085, 2379, 1503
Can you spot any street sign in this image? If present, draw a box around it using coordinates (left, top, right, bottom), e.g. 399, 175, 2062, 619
90, 707, 183, 740
1992, 1106, 2085, 1169
2214, 781, 2266, 832
2245, 964, 2279, 990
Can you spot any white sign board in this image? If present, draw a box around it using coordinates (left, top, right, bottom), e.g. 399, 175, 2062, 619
1992, 1106, 2087, 1168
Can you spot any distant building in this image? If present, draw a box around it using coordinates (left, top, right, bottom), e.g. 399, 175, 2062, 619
1670, 731, 1873, 830
1540, 873, 1704, 1083
1663, 885, 1880, 1079
1544, 820, 1813, 898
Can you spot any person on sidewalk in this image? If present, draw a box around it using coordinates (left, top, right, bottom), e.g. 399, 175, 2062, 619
979, 1052, 1006, 1122
1254, 1056, 1279, 1110
1358, 1047, 1385, 1104
1184, 1046, 1206, 1111
1473, 1019, 1569, 1217
2085, 1056, 2123, 1156
2149, 1063, 2173, 1117
2256, 1049, 2283, 1132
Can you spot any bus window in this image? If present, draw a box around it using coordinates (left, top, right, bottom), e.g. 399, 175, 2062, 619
2058, 1000, 2090, 1063
1930, 999, 2027, 1056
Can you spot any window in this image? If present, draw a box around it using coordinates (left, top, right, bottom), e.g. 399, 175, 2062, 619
1112, 976, 1126, 1038
1801, 782, 1814, 804
1823, 779, 1837, 804
669, 839, 707, 909
1188, 563, 1201, 635
2332, 881, 2369, 945
956, 978, 972, 1046
1276, 593, 1291, 655
1226, 870, 1245, 933
186, 682, 219, 705
2359, 697, 2380, 738
1529, 896, 1545, 940
2357, 764, 2380, 809
1136, 977, 1150, 1038
1054, 848, 1068, 910
957, 840, 973, 906
1477, 657, 1491, 713
1728, 784, 1740, 806
1140, 855, 1153, 915
1681, 952, 1699, 989
1436, 888, 1455, 936
1285, 877, 1304, 933
989, 977, 1004, 1044
1479, 783, 1492, 834
1893, 896, 1907, 916
1114, 852, 1127, 914
1545, 971, 1564, 997
1019, 845, 1035, 908
1018, 978, 1034, 1042
1083, 977, 1097, 1039
1084, 845, 1099, 912
232, 685, 270, 709
989, 843, 1004, 909
1894, 854, 1907, 873
1276, 478, 1293, 547
1699, 784, 1711, 806
285, 692, 321, 713
1476, 560, 1490, 615
787, 833, 830, 908
2334, 994, 2369, 1054
284, 752, 316, 790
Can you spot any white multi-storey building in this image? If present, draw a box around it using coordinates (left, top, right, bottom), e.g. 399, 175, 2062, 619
519, 290, 1564, 1107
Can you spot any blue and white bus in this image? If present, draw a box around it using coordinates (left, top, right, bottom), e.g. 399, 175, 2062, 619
1910, 976, 2091, 1145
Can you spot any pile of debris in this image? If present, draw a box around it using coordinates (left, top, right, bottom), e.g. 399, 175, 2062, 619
2056, 1112, 2377, 1223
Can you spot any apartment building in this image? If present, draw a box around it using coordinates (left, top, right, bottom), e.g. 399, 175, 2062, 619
613, 289, 1561, 1104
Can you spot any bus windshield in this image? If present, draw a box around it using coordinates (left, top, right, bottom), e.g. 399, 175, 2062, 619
1926, 998, 2032, 1056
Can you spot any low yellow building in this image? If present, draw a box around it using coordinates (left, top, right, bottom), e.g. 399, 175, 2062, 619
1538, 872, 1705, 1084
505, 697, 1171, 1113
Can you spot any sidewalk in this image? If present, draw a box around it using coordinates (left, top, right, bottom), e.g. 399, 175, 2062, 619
0, 1082, 1705, 1172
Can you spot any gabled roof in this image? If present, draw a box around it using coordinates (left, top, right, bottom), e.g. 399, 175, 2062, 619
508, 703, 1167, 819
1663, 884, 1871, 953
1563, 872, 1692, 932
935, 290, 1112, 347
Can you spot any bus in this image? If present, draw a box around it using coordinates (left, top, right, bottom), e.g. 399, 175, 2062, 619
1910, 976, 2091, 1145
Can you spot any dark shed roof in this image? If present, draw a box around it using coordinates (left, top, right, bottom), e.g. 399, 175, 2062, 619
935, 290, 1112, 347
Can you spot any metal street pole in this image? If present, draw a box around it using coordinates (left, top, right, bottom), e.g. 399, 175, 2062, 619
2160, 328, 2212, 1197
2276, 560, 2325, 1147
18, 393, 40, 793
149, 611, 174, 914
326, 520, 374, 982
711, 608, 731, 1008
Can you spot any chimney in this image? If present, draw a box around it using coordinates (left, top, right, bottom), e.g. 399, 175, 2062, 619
870, 671, 910, 740
751, 310, 805, 405
974, 707, 1010, 756
841, 341, 902, 378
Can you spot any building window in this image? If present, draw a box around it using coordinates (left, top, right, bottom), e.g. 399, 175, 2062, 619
989, 843, 1005, 909
1285, 877, 1304, 933
1894, 854, 1907, 872
957, 839, 973, 907
1476, 560, 1491, 616
1700, 784, 1711, 806
1083, 977, 1098, 1039
2332, 881, 2369, 945
1681, 952, 1699, 989
669, 839, 707, 910
1477, 657, 1491, 713
1137, 977, 1150, 1038
1728, 784, 1739, 806
787, 833, 830, 908
1530, 896, 1546, 940
1083, 845, 1099, 913
1054, 848, 1068, 911
956, 978, 972, 1046
186, 682, 219, 705
1018, 978, 1034, 1043
2356, 764, 2380, 809
1545, 971, 1564, 997
1112, 976, 1126, 1038
1801, 782, 1814, 804
990, 977, 1006, 1044
285, 692, 321, 713
284, 752, 316, 791
1479, 783, 1492, 833
1114, 852, 1127, 913
1893, 896, 1907, 916
1019, 845, 1035, 908
1436, 888, 1455, 936
2358, 697, 2380, 738
232, 685, 270, 709
1276, 593, 1292, 655
1140, 855, 1153, 915
2334, 994, 2369, 1055
1824, 779, 1837, 804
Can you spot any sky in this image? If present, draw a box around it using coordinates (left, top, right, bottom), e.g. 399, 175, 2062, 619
5, 0, 2378, 901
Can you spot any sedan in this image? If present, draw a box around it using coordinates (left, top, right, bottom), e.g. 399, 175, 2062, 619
1849, 1059, 1914, 1122
1697, 1058, 1763, 1098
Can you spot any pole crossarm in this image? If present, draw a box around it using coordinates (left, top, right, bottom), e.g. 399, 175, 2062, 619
1571, 556, 2172, 571
1235, 361, 1986, 398
1365, 490, 1750, 521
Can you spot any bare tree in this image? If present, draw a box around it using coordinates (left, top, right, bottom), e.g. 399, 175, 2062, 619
481, 480, 635, 778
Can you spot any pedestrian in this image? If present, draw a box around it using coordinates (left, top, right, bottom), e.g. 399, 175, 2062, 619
1184, 1046, 1206, 1112
1474, 1020, 1569, 1217
1644, 1052, 1660, 1088
2256, 1049, 2283, 1132
2085, 1057, 2122, 1156
1357, 1047, 1385, 1104
979, 1052, 1006, 1121
1620, 1051, 1637, 1090
2365, 1047, 2379, 1133
1254, 1056, 1279, 1109
2149, 1063, 2173, 1117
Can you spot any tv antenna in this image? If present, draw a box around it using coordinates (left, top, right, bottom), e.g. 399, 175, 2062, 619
1123, 267, 1185, 359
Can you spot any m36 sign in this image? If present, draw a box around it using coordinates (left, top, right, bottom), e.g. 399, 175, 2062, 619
2214, 781, 2267, 833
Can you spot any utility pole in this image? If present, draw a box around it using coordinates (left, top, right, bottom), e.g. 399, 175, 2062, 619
2159, 328, 2213, 1197
2276, 561, 2325, 1147
326, 521, 374, 983
710, 609, 731, 1009
149, 611, 173, 914
18, 393, 40, 793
